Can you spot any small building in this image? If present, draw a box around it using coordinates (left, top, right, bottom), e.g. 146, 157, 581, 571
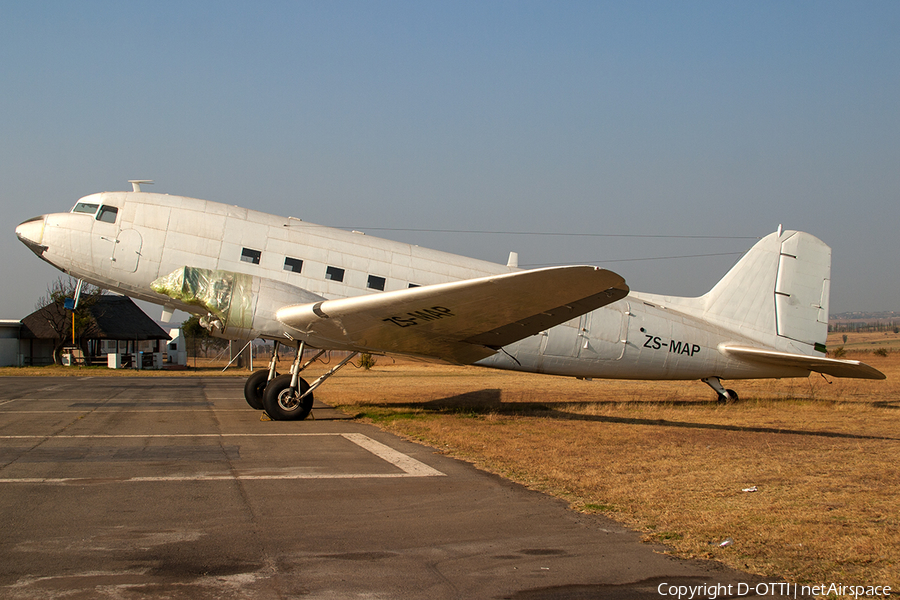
0, 320, 21, 367
167, 328, 188, 366
17, 296, 172, 367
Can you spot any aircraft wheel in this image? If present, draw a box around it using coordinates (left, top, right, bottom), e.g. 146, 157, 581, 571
244, 369, 277, 410
716, 389, 739, 404
262, 374, 314, 421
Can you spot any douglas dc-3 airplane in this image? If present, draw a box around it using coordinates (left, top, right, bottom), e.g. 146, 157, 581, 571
16, 181, 884, 420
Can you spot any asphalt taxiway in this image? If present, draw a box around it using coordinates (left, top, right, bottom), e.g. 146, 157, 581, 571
0, 376, 781, 599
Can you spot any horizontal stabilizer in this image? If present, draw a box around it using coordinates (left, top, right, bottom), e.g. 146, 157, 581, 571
722, 345, 886, 380
277, 266, 628, 364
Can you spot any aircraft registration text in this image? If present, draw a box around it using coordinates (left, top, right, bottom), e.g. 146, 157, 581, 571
383, 306, 455, 328
641, 328, 701, 357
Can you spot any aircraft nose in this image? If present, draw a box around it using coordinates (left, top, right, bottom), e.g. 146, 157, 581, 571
16, 215, 47, 254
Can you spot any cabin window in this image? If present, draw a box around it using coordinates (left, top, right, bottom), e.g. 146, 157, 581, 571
325, 266, 345, 282
367, 275, 386, 291
284, 257, 303, 273
408, 283, 421, 288
241, 248, 261, 265
72, 202, 99, 215
96, 206, 118, 223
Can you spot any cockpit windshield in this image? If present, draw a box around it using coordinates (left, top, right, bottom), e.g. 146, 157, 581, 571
71, 202, 119, 224
72, 202, 99, 215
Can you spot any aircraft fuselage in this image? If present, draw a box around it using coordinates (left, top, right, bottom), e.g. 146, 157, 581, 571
16, 190, 820, 382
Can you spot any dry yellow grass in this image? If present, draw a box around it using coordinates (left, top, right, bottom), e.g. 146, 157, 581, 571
831, 330, 900, 352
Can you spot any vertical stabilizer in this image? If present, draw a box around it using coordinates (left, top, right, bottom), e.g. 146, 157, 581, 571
698, 230, 831, 352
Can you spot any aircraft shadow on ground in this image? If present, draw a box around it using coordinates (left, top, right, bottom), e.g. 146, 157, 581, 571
360, 389, 899, 442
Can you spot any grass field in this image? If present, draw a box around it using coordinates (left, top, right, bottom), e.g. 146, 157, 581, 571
3, 337, 897, 596
830, 330, 900, 353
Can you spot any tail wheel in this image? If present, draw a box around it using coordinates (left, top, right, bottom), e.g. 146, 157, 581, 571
717, 389, 739, 404
243, 370, 276, 410
262, 373, 314, 421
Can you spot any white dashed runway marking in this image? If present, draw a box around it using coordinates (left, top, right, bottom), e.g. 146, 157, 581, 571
0, 432, 445, 484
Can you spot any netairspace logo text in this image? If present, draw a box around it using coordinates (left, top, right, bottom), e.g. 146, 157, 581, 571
657, 582, 892, 599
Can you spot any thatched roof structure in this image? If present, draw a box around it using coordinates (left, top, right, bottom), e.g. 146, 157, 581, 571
20, 296, 170, 341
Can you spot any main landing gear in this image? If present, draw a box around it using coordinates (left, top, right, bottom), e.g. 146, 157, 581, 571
702, 376, 739, 404
243, 340, 358, 421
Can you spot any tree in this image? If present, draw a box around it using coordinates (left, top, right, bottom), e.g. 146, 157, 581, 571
34, 277, 104, 364
181, 315, 229, 360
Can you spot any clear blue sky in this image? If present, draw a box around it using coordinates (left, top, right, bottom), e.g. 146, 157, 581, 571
2, 1, 898, 317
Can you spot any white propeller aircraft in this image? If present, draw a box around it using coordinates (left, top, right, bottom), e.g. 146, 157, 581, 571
16, 181, 884, 420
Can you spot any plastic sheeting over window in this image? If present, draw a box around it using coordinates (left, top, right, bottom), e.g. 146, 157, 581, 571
151, 267, 253, 333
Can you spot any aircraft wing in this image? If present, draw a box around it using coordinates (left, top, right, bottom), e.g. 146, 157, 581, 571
277, 266, 629, 364
721, 345, 886, 380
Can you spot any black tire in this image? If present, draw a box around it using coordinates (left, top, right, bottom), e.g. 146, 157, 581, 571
716, 389, 739, 404
262, 373, 314, 421
243, 370, 274, 410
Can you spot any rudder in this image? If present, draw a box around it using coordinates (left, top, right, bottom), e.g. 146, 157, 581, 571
773, 232, 830, 350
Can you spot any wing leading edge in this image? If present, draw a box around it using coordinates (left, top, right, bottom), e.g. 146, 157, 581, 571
721, 345, 886, 380
277, 266, 629, 364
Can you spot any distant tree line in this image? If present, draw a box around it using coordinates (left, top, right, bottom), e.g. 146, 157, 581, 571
829, 320, 900, 334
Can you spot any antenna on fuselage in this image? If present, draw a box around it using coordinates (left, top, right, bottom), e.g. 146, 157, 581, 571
128, 180, 154, 192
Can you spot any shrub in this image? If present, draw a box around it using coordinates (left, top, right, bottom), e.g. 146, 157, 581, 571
359, 353, 377, 370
